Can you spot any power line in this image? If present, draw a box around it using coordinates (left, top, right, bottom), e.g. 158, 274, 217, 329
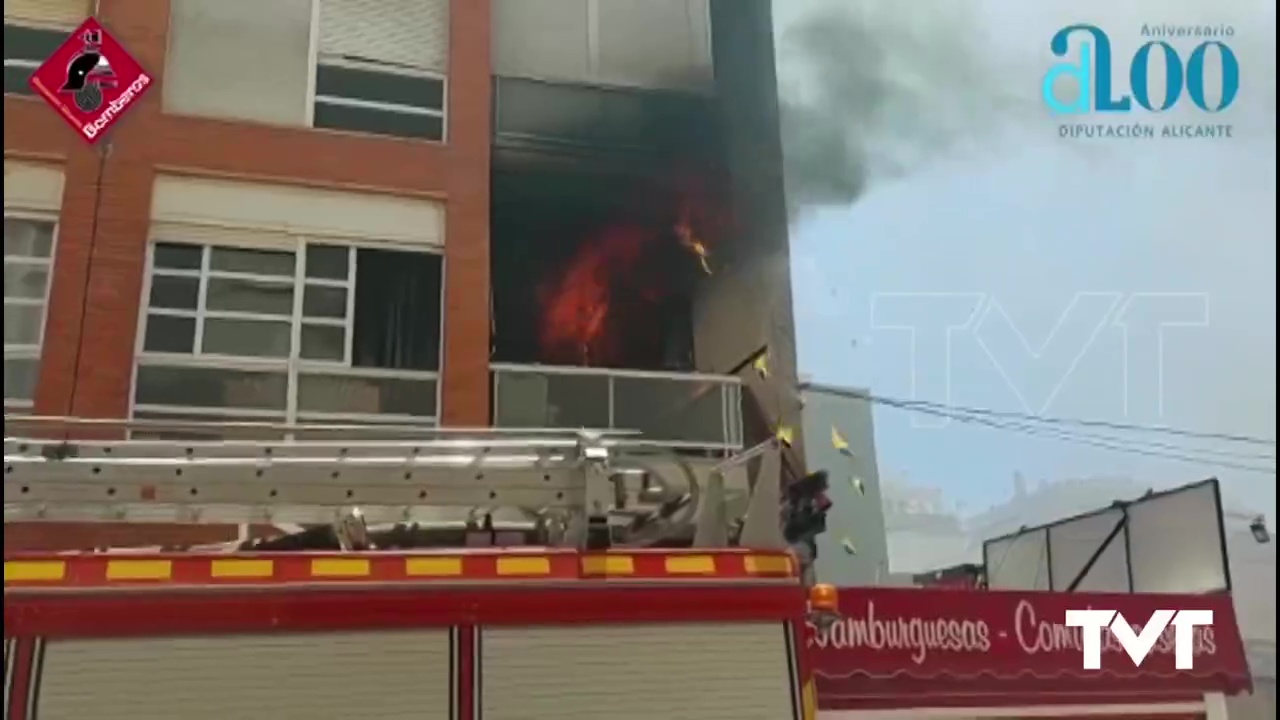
883, 395, 1277, 448
814, 385, 1277, 447
867, 395, 1277, 475
900, 400, 1275, 462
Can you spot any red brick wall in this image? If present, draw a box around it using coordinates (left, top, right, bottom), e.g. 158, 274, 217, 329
4, 0, 492, 551
4, 0, 492, 428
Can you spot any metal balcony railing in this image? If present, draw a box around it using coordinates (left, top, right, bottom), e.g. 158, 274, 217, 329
491, 363, 744, 452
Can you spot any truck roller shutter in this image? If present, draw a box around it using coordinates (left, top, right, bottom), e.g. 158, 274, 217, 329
480, 622, 799, 720
35, 630, 454, 720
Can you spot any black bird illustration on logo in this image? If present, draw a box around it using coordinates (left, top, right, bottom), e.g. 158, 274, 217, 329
59, 29, 116, 113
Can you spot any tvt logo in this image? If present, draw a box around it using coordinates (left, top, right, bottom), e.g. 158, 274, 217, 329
1042, 24, 1240, 114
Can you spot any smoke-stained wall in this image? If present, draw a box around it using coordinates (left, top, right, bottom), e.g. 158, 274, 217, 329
696, 0, 804, 452
798, 382, 890, 585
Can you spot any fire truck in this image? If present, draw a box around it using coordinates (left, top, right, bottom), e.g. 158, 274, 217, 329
4, 420, 831, 720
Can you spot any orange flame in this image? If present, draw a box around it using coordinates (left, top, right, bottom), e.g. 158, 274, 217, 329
675, 208, 713, 276
536, 178, 727, 367
538, 224, 649, 366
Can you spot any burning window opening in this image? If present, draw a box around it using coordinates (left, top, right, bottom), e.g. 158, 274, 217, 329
491, 167, 729, 372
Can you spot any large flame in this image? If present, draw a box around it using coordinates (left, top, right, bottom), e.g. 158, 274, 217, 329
537, 180, 725, 367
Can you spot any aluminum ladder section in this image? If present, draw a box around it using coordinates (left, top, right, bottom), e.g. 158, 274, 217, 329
3, 424, 787, 550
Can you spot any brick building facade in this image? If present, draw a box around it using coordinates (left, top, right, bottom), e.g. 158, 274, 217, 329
4, 0, 798, 550
5, 0, 491, 427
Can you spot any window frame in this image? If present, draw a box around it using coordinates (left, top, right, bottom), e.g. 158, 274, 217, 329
160, 0, 451, 142
3, 211, 59, 410
131, 234, 446, 433
491, 0, 714, 95
306, 0, 451, 142
310, 50, 449, 143
2, 20, 76, 97
143, 243, 351, 362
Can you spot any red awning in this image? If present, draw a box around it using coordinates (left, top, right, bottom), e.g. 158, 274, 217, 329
810, 587, 1253, 711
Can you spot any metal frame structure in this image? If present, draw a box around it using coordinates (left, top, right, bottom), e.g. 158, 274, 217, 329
981, 477, 1233, 593
3, 416, 786, 552
489, 362, 745, 452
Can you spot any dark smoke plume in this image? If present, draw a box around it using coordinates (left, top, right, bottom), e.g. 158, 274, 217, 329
776, 2, 1028, 216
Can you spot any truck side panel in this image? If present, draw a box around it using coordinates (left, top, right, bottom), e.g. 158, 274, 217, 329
33, 631, 453, 720
478, 622, 798, 720
6, 570, 806, 720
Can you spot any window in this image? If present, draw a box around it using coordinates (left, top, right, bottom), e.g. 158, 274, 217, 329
135, 240, 443, 430
163, 0, 448, 141
3, 23, 66, 96
4, 217, 56, 407
3, 0, 90, 94
314, 0, 449, 141
165, 0, 315, 126
492, 0, 713, 93
313, 61, 445, 141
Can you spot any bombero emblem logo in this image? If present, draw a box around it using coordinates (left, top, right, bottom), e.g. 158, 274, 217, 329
28, 17, 153, 144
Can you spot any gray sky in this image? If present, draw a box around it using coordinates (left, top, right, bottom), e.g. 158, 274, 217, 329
776, 0, 1277, 530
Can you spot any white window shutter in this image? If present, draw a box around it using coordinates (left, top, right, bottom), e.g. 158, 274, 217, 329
164, 0, 313, 127
4, 160, 65, 213
3, 0, 91, 26
491, 0, 591, 83
152, 175, 445, 249
595, 0, 713, 92
318, 0, 449, 72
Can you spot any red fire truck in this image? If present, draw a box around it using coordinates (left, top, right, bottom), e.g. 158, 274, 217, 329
4, 424, 829, 719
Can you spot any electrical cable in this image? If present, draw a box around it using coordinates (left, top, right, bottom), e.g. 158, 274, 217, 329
871, 393, 1276, 448
867, 394, 1277, 475
890, 399, 1275, 462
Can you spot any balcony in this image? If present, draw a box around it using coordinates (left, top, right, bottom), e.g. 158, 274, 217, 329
491, 363, 743, 452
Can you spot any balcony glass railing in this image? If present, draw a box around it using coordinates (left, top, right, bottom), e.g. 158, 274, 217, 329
491, 363, 744, 451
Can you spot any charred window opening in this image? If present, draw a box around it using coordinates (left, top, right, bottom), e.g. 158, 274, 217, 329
491, 168, 724, 372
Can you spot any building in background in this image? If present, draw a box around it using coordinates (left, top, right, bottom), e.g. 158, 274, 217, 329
3, 0, 800, 549
880, 475, 970, 575
796, 381, 890, 585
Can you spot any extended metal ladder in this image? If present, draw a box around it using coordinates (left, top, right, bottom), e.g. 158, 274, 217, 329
3, 416, 786, 550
